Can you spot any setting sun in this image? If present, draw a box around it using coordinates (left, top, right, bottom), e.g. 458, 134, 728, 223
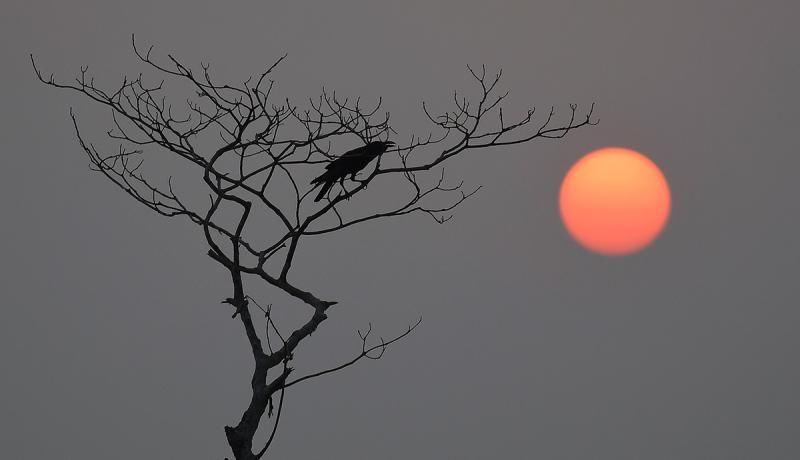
559, 147, 671, 256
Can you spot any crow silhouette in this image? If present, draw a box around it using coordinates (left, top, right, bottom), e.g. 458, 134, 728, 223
310, 141, 395, 202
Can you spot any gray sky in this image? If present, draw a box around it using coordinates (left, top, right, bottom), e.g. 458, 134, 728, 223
2, 1, 799, 458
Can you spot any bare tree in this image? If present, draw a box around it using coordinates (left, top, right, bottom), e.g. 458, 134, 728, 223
32, 36, 595, 460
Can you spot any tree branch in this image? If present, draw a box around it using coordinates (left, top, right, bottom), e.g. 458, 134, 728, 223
35, 41, 595, 459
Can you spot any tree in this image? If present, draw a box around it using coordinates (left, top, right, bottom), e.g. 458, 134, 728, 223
32, 36, 595, 459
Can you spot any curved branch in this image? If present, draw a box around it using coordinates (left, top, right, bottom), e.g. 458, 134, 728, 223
284, 317, 422, 389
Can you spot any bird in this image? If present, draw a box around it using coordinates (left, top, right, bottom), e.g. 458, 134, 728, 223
310, 140, 395, 202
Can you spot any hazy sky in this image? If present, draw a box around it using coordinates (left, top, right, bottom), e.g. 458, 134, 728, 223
2, 1, 799, 459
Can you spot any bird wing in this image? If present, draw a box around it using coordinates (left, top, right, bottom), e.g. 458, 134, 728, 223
325, 145, 371, 169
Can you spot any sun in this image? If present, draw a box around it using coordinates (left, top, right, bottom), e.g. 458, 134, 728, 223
559, 147, 671, 256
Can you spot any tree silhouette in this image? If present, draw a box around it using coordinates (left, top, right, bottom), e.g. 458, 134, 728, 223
32, 36, 595, 459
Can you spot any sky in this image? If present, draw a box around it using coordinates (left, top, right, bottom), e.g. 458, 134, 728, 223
2, 1, 799, 459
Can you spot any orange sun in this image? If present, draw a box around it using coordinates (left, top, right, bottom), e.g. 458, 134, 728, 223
559, 147, 671, 256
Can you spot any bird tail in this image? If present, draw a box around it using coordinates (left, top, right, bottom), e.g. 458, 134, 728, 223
314, 180, 332, 202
